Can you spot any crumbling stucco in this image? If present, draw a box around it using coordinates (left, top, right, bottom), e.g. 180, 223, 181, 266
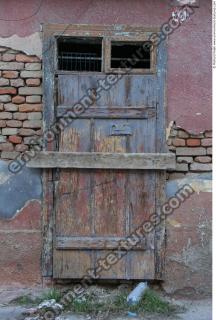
0, 33, 42, 58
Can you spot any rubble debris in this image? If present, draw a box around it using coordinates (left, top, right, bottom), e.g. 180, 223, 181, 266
23, 299, 63, 320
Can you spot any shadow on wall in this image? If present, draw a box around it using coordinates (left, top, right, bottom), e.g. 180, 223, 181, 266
0, 160, 42, 219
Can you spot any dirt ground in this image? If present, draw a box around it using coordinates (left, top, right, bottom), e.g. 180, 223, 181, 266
0, 287, 212, 320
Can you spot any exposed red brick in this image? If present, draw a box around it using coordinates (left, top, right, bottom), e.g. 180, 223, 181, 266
190, 163, 212, 172
194, 156, 212, 163
18, 128, 37, 136
0, 78, 9, 86
19, 103, 42, 112
186, 138, 201, 146
2, 70, 18, 79
10, 78, 24, 88
201, 138, 212, 147
12, 95, 25, 104
19, 86, 42, 95
8, 135, 22, 144
0, 136, 6, 143
26, 95, 41, 103
2, 128, 18, 135
6, 120, 22, 128
23, 120, 41, 129
25, 63, 41, 71
16, 54, 40, 63
4, 103, 18, 111
20, 71, 42, 78
28, 112, 42, 120
26, 78, 41, 86
0, 142, 13, 151
2, 53, 15, 62
0, 95, 11, 103
15, 144, 28, 152
0, 87, 17, 95
177, 130, 189, 138
0, 61, 24, 70
172, 138, 185, 147
0, 120, 6, 127
176, 147, 206, 156
13, 112, 27, 120
0, 112, 12, 119
207, 147, 212, 155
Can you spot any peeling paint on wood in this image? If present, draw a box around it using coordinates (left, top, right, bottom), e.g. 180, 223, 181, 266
42, 24, 168, 280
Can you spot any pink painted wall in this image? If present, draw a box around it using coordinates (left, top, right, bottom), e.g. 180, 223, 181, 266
0, 0, 211, 132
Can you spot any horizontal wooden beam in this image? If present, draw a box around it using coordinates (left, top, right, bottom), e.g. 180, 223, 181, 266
43, 24, 160, 38
57, 106, 156, 119
56, 236, 146, 250
27, 152, 176, 170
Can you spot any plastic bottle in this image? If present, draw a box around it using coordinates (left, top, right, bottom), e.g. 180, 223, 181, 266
127, 282, 148, 305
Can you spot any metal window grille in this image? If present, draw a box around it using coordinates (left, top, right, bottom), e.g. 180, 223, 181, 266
58, 52, 101, 72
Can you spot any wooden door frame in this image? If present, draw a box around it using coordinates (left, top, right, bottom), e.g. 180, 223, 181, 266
42, 24, 168, 279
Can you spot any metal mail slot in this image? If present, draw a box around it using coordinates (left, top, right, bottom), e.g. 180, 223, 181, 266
110, 123, 132, 136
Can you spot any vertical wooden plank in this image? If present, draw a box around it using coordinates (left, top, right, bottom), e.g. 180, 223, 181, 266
53, 119, 94, 278
154, 39, 168, 279
126, 118, 156, 279
54, 250, 92, 279
58, 74, 79, 106
42, 170, 54, 277
42, 33, 56, 276
103, 38, 111, 72
93, 120, 127, 236
93, 119, 128, 278
55, 120, 92, 237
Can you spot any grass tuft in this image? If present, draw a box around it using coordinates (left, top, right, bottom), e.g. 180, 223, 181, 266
67, 289, 176, 316
12, 288, 177, 317
129, 289, 176, 315
11, 295, 36, 306
40, 288, 62, 303
11, 288, 62, 306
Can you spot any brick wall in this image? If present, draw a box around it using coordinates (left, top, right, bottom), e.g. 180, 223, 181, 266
167, 125, 212, 178
0, 47, 42, 160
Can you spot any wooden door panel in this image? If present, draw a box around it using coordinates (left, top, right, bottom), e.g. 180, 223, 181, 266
55, 169, 92, 236
53, 71, 163, 280
55, 120, 92, 237
129, 251, 155, 279
94, 250, 128, 279
58, 75, 157, 108
93, 119, 127, 238
54, 250, 93, 279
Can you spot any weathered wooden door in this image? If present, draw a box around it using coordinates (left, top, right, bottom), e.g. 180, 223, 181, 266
53, 69, 168, 279
32, 25, 174, 280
